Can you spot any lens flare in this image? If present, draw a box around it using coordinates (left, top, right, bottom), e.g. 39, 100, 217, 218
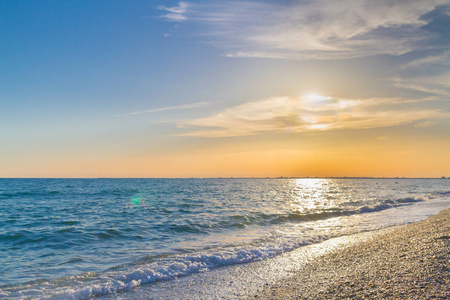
131, 196, 141, 206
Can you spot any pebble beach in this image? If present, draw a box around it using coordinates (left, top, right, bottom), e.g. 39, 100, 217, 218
255, 208, 450, 299
2, 179, 448, 299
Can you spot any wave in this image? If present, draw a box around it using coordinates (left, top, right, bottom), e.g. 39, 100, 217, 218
0, 238, 319, 299
1, 180, 447, 299
0, 190, 61, 198
435, 190, 450, 196
0, 194, 435, 299
0, 188, 141, 199
207, 195, 432, 229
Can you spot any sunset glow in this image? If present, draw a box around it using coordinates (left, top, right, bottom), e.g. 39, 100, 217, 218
1, 1, 449, 178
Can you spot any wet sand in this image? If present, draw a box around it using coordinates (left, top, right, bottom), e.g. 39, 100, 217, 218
254, 208, 450, 299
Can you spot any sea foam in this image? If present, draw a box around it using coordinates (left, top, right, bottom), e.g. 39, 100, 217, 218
1, 178, 449, 299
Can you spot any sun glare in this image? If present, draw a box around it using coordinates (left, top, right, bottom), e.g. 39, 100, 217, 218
302, 93, 333, 112
303, 93, 332, 108
305, 93, 329, 102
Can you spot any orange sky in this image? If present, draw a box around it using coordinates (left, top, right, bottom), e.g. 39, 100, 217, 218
1, 1, 449, 178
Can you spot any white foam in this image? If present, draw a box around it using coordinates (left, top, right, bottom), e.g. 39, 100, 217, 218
3, 193, 448, 300
42, 240, 316, 299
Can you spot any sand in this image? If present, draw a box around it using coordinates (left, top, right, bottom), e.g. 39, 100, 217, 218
254, 208, 450, 299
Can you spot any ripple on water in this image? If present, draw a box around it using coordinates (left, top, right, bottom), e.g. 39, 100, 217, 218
1, 178, 449, 295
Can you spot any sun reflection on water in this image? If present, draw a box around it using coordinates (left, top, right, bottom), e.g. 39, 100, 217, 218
286, 178, 343, 214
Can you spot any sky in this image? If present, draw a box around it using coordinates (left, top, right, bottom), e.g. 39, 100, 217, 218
1, 0, 450, 178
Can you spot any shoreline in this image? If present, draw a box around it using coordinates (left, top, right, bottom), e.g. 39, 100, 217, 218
253, 208, 450, 299
101, 204, 450, 300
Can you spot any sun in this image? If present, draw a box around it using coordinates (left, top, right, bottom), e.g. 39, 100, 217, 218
304, 93, 330, 102
302, 94, 332, 109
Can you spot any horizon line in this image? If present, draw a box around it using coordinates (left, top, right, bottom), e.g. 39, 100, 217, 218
0, 176, 448, 179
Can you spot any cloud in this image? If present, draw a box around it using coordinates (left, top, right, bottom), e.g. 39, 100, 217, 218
402, 51, 450, 69
160, 1, 449, 60
395, 50, 450, 98
121, 101, 208, 116
178, 95, 445, 137
393, 75, 450, 98
414, 121, 433, 128
158, 2, 189, 22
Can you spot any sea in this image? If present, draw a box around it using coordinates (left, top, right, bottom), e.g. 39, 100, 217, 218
0, 178, 449, 299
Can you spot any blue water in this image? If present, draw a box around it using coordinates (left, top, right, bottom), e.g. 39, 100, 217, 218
0, 178, 449, 299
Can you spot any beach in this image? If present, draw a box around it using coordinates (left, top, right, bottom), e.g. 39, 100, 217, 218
4, 1, 450, 299
1, 179, 449, 299
254, 208, 450, 299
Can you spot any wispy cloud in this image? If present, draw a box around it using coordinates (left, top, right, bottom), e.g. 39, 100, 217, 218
159, 1, 449, 60
158, 2, 189, 22
402, 51, 450, 69
121, 101, 208, 116
393, 75, 450, 98
178, 95, 445, 137
395, 49, 450, 98
414, 121, 433, 128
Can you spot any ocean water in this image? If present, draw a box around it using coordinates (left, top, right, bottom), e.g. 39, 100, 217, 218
0, 178, 449, 299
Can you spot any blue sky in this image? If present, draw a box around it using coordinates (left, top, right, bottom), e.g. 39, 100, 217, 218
1, 1, 450, 177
